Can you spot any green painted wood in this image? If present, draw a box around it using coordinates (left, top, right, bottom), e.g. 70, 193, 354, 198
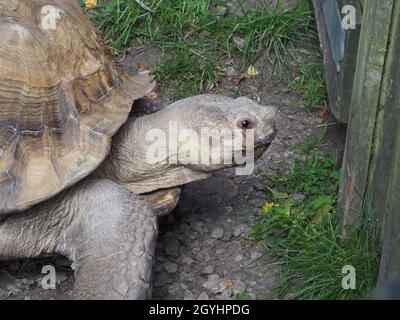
312, 0, 362, 123
338, 0, 394, 232
323, 0, 346, 72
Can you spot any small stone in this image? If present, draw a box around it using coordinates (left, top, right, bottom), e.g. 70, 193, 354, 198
6, 284, 21, 296
191, 221, 207, 234
167, 284, 181, 296
254, 181, 265, 191
235, 254, 244, 262
233, 36, 245, 49
203, 274, 224, 295
227, 2, 244, 17
192, 247, 201, 255
188, 232, 198, 240
207, 274, 220, 282
199, 30, 210, 37
192, 240, 201, 249
292, 193, 306, 202
231, 280, 247, 295
235, 9, 245, 18
198, 291, 210, 300
211, 227, 224, 239
223, 66, 236, 77
216, 5, 227, 17
233, 224, 247, 237
204, 238, 218, 246
222, 230, 233, 242
180, 283, 188, 290
164, 239, 179, 257
250, 251, 263, 260
179, 272, 191, 282
183, 290, 195, 300
15, 278, 34, 289
204, 265, 215, 274
163, 262, 178, 274
179, 256, 195, 266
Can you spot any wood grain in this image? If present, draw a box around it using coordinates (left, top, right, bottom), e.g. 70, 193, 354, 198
338, 0, 394, 232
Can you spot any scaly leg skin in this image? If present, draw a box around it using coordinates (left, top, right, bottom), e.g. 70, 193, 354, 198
0, 178, 158, 300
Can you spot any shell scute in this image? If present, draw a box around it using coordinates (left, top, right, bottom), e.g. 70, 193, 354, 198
0, 1, 154, 214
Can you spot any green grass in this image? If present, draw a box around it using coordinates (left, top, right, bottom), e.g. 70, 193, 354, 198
292, 135, 326, 154
283, 47, 328, 109
78, 0, 314, 99
251, 152, 380, 300
235, 292, 255, 300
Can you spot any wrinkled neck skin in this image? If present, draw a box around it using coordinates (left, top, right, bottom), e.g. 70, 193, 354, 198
98, 106, 211, 194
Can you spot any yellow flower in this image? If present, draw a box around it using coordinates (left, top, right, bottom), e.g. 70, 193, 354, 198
246, 64, 259, 77
262, 202, 278, 215
84, 0, 97, 9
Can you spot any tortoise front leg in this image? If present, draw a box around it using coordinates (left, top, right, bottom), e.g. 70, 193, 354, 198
0, 178, 158, 300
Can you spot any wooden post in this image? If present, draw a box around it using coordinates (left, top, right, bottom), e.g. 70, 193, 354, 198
338, 0, 395, 232
376, 0, 400, 286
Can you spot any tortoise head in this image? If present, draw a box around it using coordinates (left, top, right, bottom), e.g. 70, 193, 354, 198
102, 94, 277, 194
158, 94, 277, 175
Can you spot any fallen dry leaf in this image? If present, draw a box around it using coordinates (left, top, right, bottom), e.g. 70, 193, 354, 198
224, 279, 233, 287
232, 75, 245, 86
136, 63, 146, 72
146, 91, 158, 100
316, 107, 328, 118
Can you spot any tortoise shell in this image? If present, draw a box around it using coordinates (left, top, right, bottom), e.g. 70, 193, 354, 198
0, 0, 154, 215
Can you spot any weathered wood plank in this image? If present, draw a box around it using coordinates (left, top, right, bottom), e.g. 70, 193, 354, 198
312, 0, 362, 123
376, 0, 400, 286
338, 0, 394, 232
365, 0, 400, 234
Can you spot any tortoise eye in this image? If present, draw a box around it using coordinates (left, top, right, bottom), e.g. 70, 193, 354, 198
239, 119, 253, 129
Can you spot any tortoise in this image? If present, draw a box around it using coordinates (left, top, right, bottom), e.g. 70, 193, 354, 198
0, 0, 277, 299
